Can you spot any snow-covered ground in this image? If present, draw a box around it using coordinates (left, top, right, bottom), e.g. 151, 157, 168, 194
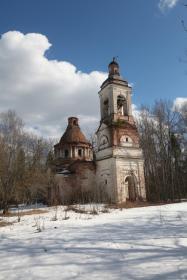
0, 203, 187, 280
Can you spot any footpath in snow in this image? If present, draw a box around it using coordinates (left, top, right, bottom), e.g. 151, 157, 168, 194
0, 202, 187, 280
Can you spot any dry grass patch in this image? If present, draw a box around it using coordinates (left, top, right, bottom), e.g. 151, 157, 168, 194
0, 209, 48, 217
106, 200, 183, 209
0, 220, 13, 227
106, 201, 160, 209
66, 205, 88, 214
66, 205, 99, 215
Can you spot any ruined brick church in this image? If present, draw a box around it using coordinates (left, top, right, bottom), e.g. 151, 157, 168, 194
54, 59, 146, 203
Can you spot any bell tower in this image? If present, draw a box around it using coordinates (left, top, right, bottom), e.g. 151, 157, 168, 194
99, 58, 134, 125
95, 59, 146, 203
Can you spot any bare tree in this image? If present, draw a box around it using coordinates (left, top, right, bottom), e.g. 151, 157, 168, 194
0, 110, 54, 213
0, 110, 24, 213
138, 100, 187, 202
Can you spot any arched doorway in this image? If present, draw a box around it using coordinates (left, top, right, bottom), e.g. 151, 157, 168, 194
125, 175, 137, 201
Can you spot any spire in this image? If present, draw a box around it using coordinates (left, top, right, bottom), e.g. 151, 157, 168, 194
108, 57, 120, 77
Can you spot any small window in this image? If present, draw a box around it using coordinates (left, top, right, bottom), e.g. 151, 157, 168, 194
78, 149, 82, 157
126, 137, 128, 142
64, 149, 69, 158
105, 179, 107, 185
73, 120, 77, 125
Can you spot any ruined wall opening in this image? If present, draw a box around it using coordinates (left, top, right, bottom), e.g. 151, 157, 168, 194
120, 135, 133, 147
117, 95, 128, 116
125, 175, 137, 201
78, 148, 82, 157
103, 99, 109, 118
64, 149, 69, 158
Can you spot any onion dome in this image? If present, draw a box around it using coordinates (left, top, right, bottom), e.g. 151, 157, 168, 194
100, 58, 128, 89
108, 57, 120, 77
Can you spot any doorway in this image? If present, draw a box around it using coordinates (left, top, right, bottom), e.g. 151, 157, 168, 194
125, 175, 137, 201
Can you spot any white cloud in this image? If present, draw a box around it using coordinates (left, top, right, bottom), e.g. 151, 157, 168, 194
0, 31, 184, 142
158, 0, 179, 12
132, 104, 141, 120
0, 31, 107, 139
173, 97, 187, 110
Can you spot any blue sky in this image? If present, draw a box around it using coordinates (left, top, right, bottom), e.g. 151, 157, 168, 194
0, 0, 186, 137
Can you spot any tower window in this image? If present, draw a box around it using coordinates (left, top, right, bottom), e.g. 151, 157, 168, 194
103, 99, 109, 117
124, 100, 128, 116
64, 149, 69, 158
78, 149, 82, 157
126, 137, 128, 142
117, 95, 128, 116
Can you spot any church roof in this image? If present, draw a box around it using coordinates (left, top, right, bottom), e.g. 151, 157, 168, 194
57, 117, 90, 146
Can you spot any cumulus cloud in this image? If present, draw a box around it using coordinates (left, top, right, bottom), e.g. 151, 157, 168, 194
0, 31, 107, 139
0, 31, 184, 142
173, 97, 187, 111
132, 104, 141, 120
158, 0, 179, 12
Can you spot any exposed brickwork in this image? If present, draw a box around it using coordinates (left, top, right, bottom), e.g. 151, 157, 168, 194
54, 161, 96, 204
53, 117, 95, 203
54, 117, 93, 169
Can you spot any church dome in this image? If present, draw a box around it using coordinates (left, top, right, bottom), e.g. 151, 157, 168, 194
108, 58, 119, 67
100, 58, 128, 89
108, 57, 120, 77
59, 117, 90, 145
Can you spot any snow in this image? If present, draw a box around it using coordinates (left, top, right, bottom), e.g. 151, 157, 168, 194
0, 203, 187, 280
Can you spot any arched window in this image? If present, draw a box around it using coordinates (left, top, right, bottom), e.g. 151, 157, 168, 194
78, 149, 82, 157
117, 95, 128, 116
123, 99, 128, 116
120, 135, 133, 146
64, 149, 69, 158
103, 99, 109, 118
